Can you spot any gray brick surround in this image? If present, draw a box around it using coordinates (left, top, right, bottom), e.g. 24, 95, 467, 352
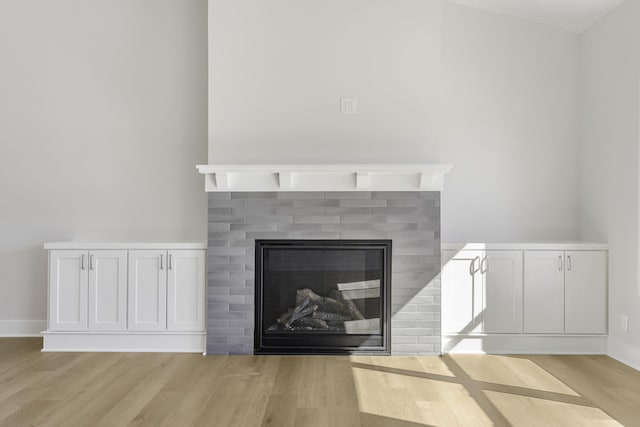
207, 191, 441, 355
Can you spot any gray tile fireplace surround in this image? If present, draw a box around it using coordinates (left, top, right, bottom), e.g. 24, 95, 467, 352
207, 191, 441, 355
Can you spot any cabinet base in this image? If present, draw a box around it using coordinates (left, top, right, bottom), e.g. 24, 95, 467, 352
443, 334, 607, 354
42, 331, 205, 353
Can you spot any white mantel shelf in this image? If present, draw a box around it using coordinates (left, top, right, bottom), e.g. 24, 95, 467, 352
196, 164, 453, 192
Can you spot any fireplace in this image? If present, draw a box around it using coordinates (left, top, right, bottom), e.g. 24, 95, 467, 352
202, 187, 444, 356
254, 240, 392, 354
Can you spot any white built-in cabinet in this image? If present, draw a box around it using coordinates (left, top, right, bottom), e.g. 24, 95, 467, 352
524, 250, 607, 334
43, 242, 206, 352
482, 251, 523, 334
442, 243, 608, 354
442, 250, 522, 334
128, 250, 205, 332
522, 251, 565, 333
49, 250, 127, 332
166, 250, 206, 332
564, 251, 607, 334
89, 250, 128, 331
442, 250, 481, 334
128, 250, 167, 331
49, 250, 90, 332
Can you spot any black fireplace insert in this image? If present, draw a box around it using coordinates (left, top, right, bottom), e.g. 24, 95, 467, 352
254, 240, 391, 354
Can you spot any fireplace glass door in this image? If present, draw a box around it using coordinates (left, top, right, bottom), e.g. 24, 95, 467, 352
255, 240, 391, 354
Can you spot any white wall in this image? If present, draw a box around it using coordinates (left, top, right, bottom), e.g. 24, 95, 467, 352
441, 2, 579, 242
0, 0, 208, 333
0, 0, 586, 332
209, 0, 581, 243
209, 0, 443, 164
579, 0, 640, 369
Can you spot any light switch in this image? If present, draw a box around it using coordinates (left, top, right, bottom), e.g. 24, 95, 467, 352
340, 98, 357, 114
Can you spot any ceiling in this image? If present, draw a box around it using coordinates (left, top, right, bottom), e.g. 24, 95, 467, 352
448, 0, 625, 33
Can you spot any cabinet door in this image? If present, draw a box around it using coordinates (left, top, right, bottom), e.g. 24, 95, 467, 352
565, 251, 607, 334
524, 251, 565, 333
167, 250, 205, 331
482, 251, 523, 333
88, 250, 127, 331
49, 250, 88, 331
442, 250, 483, 334
128, 250, 167, 331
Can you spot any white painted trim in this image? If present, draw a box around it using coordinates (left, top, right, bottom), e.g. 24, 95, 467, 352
443, 334, 608, 354
42, 331, 205, 352
607, 336, 640, 372
0, 320, 45, 337
215, 171, 229, 190
443, 242, 608, 251
356, 172, 370, 189
196, 164, 452, 192
44, 242, 206, 250
278, 172, 292, 189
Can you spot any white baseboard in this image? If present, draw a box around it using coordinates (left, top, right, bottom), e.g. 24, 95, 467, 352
443, 334, 608, 354
0, 320, 46, 337
42, 331, 205, 353
607, 336, 640, 372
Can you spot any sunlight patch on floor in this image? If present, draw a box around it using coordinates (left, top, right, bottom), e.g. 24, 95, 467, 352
351, 364, 492, 426
451, 355, 579, 396
350, 355, 455, 378
485, 390, 624, 427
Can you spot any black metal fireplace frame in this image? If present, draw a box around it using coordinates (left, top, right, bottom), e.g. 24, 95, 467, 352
254, 239, 392, 355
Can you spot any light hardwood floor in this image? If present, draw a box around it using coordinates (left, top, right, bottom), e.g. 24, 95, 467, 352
0, 338, 639, 426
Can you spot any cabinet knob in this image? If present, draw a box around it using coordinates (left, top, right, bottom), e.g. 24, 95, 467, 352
160, 254, 164, 270
81, 255, 86, 270
567, 255, 572, 271
558, 256, 563, 271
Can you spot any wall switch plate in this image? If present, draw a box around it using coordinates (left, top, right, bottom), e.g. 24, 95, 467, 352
340, 98, 357, 114
621, 314, 629, 332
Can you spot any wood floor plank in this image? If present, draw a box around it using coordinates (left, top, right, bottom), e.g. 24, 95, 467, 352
193, 356, 276, 427
94, 355, 187, 426
0, 353, 98, 423
157, 356, 229, 426
40, 355, 165, 426
261, 394, 298, 427
0, 339, 639, 426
